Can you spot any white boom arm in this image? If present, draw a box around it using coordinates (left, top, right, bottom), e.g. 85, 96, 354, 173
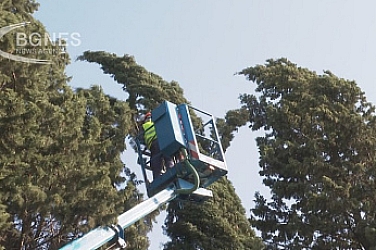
59, 186, 177, 250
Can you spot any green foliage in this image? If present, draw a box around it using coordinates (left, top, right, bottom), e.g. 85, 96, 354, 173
163, 178, 264, 250
0, 0, 39, 20
0, 72, 134, 249
239, 58, 376, 249
79, 51, 263, 249
0, 3, 147, 249
0, 2, 263, 248
216, 108, 249, 151
77, 51, 188, 112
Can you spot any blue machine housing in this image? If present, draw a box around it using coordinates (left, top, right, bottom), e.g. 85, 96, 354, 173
151, 101, 185, 156
137, 100, 228, 199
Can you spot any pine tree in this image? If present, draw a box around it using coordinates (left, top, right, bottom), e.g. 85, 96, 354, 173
78, 51, 264, 249
0, 2, 146, 249
0, 2, 72, 248
238, 58, 376, 249
77, 51, 188, 112
163, 178, 264, 250
75, 86, 152, 250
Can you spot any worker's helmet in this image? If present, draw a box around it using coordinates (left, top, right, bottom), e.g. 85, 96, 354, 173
137, 112, 151, 123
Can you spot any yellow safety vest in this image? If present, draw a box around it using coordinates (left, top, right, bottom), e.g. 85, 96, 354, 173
142, 121, 157, 149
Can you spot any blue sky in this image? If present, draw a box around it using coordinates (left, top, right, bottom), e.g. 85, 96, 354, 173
33, 1, 376, 248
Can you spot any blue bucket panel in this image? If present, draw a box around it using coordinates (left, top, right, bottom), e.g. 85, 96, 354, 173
152, 101, 186, 156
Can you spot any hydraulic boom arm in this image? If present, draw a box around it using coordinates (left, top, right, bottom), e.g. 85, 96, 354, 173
59, 186, 177, 250
60, 100, 228, 249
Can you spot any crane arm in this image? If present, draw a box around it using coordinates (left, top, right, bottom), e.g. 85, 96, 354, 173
59, 186, 177, 250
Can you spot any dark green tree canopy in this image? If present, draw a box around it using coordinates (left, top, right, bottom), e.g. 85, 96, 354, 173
163, 178, 264, 250
0, 0, 39, 19
239, 58, 376, 249
0, 2, 262, 248
0, 2, 150, 249
77, 51, 187, 112
78, 50, 264, 250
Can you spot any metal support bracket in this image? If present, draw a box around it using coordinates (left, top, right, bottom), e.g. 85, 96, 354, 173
110, 224, 126, 250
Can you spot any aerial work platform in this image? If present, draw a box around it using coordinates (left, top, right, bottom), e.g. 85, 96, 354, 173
136, 100, 228, 199
59, 100, 228, 250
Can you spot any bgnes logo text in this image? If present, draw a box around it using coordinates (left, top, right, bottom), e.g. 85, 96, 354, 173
0, 22, 81, 64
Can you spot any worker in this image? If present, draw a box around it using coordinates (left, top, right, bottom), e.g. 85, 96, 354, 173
138, 112, 174, 179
